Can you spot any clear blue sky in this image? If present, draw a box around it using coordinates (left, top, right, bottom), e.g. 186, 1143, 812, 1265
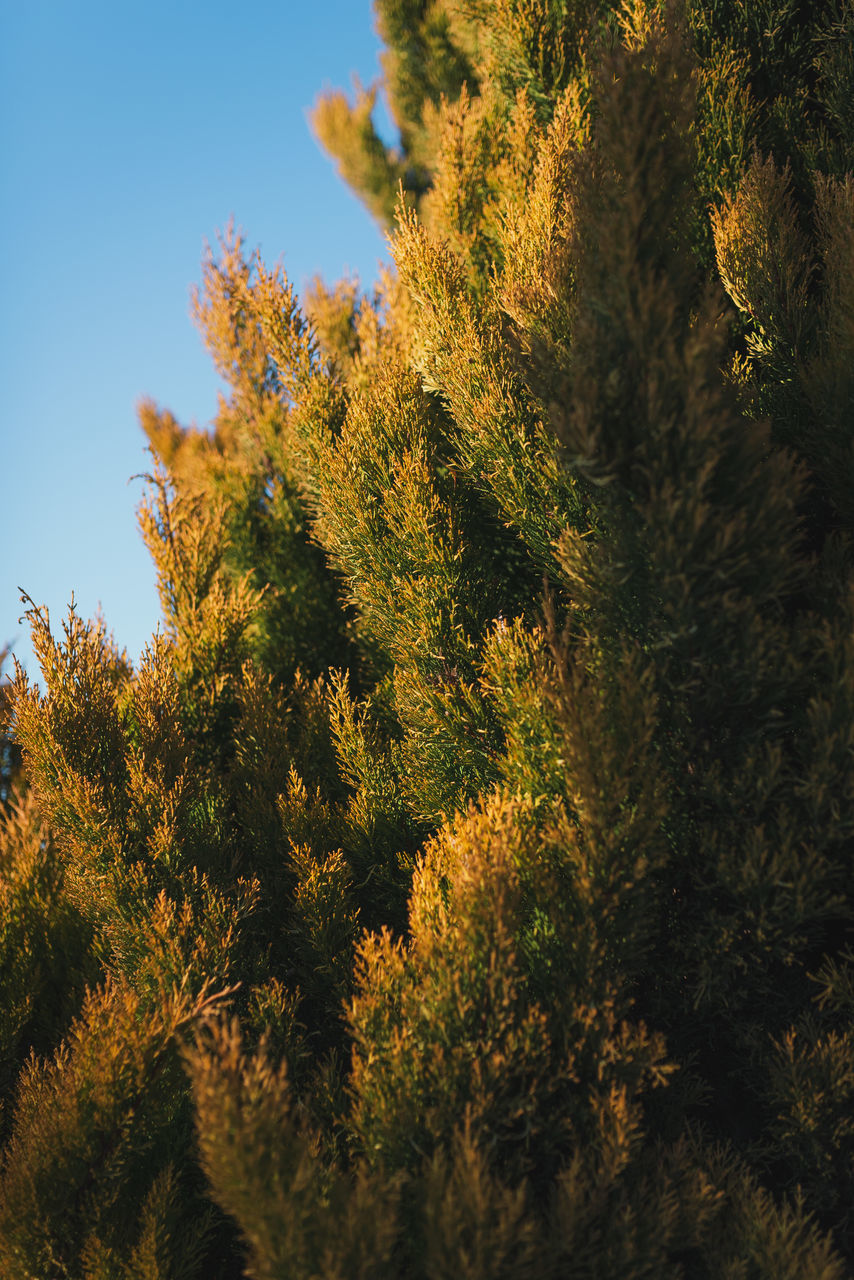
1, 0, 391, 679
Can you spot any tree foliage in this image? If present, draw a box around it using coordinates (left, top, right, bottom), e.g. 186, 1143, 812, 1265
3, 1, 854, 1275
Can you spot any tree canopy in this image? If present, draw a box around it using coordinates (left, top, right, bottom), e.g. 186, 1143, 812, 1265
2, 1, 854, 1276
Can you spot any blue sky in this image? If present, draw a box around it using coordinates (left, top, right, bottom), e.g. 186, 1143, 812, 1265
1, 0, 391, 678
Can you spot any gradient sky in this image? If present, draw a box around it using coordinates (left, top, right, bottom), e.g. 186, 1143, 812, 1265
1, 0, 392, 679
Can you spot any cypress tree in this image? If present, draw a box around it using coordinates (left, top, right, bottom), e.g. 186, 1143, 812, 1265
2, 1, 853, 1275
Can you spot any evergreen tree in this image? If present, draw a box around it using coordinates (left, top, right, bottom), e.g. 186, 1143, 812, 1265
2, 1, 854, 1275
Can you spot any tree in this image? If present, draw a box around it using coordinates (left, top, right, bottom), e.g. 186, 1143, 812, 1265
2, 1, 853, 1275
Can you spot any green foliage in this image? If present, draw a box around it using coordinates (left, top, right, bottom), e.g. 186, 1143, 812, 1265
140, 226, 354, 691
4, 0, 854, 1274
0, 786, 96, 1137
0, 979, 227, 1280
187, 1018, 401, 1280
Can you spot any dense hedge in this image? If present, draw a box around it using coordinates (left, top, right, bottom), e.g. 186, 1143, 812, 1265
2, 2, 853, 1275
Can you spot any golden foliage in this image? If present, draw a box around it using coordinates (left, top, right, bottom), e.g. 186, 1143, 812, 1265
4, 0, 854, 1273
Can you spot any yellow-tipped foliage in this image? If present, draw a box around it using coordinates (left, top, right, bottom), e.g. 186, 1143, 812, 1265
4, 0, 854, 1273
